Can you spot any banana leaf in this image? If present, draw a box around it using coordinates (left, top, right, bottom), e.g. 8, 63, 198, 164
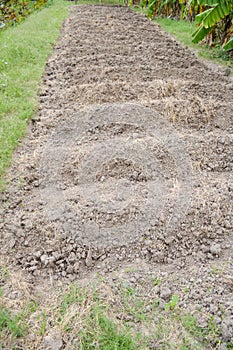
192, 24, 212, 42
223, 37, 233, 51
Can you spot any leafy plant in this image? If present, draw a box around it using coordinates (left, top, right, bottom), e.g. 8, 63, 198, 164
141, 0, 203, 20
192, 0, 233, 50
223, 35, 233, 51
138, 0, 232, 51
0, 0, 50, 30
164, 294, 179, 311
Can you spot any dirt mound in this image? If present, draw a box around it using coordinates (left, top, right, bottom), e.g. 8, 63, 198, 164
39, 102, 192, 248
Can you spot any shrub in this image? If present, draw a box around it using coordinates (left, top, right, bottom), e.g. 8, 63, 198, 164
0, 0, 49, 29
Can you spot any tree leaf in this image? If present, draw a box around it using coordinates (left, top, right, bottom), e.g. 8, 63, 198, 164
223, 37, 233, 51
202, 1, 230, 28
195, 8, 212, 24
192, 25, 212, 43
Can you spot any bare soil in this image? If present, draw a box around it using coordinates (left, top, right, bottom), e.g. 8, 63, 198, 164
0, 5, 232, 348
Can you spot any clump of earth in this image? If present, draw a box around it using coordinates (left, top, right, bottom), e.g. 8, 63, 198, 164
0, 5, 232, 346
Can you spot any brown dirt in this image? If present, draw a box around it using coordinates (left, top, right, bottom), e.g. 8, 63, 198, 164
0, 5, 232, 348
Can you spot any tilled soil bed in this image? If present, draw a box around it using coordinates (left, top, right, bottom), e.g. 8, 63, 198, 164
0, 5, 233, 347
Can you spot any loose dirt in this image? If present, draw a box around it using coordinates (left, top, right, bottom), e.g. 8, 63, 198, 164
0, 5, 232, 347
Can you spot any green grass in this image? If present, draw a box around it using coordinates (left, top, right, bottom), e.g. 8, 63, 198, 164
0, 305, 25, 339
0, 276, 230, 350
0, 0, 70, 189
79, 307, 138, 350
154, 17, 233, 69
57, 285, 140, 350
0, 288, 25, 340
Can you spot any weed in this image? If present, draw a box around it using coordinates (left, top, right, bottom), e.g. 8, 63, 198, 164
152, 277, 162, 286
57, 285, 140, 349
123, 284, 136, 297
0, 280, 229, 349
164, 294, 179, 311
60, 285, 87, 316
80, 305, 137, 350
0, 305, 25, 338
181, 314, 204, 338
0, 266, 9, 279
209, 266, 223, 276
38, 311, 47, 335
179, 312, 224, 348
152, 298, 160, 308
24, 300, 39, 316
125, 266, 136, 273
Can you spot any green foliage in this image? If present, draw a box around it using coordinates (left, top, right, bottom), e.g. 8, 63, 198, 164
147, 0, 157, 18
164, 294, 179, 311
38, 311, 48, 335
58, 285, 138, 350
60, 285, 87, 316
138, 0, 233, 50
192, 22, 212, 43
0, 280, 230, 349
197, 0, 231, 27
192, 0, 233, 48
140, 0, 203, 20
155, 16, 232, 66
80, 307, 137, 350
223, 36, 233, 50
0, 0, 50, 29
0, 305, 24, 338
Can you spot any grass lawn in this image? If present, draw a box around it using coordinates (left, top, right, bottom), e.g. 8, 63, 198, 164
0, 0, 70, 189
